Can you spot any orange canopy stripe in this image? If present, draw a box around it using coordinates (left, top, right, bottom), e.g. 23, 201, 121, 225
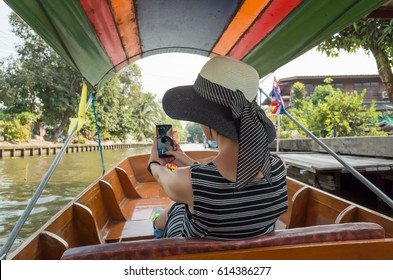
109, 0, 141, 63
211, 0, 271, 56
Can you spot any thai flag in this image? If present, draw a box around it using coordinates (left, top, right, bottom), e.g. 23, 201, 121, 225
271, 75, 285, 114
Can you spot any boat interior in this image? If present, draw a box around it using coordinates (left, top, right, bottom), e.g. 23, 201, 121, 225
8, 151, 393, 260
3, 0, 393, 261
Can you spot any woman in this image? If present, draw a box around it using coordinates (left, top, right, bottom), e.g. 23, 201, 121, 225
147, 56, 288, 240
160, 135, 174, 153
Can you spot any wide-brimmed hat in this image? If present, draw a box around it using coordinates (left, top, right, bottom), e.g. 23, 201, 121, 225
162, 56, 276, 189
163, 56, 275, 142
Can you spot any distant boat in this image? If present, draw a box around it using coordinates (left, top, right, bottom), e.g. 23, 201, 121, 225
204, 140, 218, 149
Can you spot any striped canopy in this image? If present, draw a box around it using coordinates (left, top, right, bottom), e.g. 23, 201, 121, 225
4, 0, 388, 89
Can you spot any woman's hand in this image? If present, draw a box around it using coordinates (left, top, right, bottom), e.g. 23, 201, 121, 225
149, 138, 197, 168
149, 137, 166, 165
164, 142, 196, 167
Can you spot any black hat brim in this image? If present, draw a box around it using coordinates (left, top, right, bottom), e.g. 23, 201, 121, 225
163, 85, 276, 144
163, 85, 239, 142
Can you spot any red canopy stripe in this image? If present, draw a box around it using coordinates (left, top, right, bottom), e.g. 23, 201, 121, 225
228, 0, 302, 60
79, 0, 128, 70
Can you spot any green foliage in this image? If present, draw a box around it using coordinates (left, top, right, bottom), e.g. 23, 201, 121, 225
77, 135, 86, 144
308, 82, 334, 106
290, 82, 307, 110
279, 108, 308, 139
0, 112, 38, 141
131, 92, 163, 141
17, 112, 38, 126
0, 12, 83, 139
318, 19, 393, 65
185, 123, 204, 143
317, 18, 393, 103
281, 82, 386, 138
0, 111, 11, 121
0, 119, 31, 141
0, 13, 186, 143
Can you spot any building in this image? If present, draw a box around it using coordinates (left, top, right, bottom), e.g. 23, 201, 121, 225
277, 74, 391, 110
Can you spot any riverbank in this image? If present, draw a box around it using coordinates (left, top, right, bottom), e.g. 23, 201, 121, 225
269, 135, 393, 158
0, 139, 151, 158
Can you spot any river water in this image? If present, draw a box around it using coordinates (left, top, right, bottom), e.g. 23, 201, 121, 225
0, 143, 205, 254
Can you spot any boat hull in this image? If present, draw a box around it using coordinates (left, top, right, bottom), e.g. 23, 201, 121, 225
7, 151, 393, 260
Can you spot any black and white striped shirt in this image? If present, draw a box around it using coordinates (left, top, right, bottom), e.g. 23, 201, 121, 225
163, 154, 288, 240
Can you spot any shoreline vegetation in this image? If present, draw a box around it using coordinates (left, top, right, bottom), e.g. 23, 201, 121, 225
0, 137, 153, 147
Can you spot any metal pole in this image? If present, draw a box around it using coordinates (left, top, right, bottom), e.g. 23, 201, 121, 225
0, 96, 93, 260
276, 114, 280, 152
261, 90, 393, 209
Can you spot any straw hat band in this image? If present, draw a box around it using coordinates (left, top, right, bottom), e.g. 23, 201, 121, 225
193, 74, 273, 189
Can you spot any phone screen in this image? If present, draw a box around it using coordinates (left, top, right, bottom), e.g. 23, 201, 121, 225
156, 124, 174, 158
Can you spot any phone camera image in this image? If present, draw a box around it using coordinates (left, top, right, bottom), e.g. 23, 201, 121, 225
156, 124, 174, 158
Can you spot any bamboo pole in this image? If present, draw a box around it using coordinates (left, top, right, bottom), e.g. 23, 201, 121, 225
0, 96, 94, 260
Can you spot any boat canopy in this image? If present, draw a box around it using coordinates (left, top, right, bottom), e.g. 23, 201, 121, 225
3, 0, 389, 90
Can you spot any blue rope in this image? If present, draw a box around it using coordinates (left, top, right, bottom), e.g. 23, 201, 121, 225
91, 93, 105, 175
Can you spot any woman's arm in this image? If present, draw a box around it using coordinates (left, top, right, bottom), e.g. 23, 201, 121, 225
150, 164, 193, 207
148, 137, 194, 207
164, 143, 197, 167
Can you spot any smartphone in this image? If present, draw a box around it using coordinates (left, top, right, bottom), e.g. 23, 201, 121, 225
156, 124, 175, 158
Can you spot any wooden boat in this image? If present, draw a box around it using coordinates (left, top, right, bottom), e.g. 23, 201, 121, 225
2, 0, 393, 260
7, 151, 393, 260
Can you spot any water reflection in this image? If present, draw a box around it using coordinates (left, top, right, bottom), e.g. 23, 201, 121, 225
0, 143, 206, 253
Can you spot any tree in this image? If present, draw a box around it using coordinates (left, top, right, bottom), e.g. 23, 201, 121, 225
290, 82, 307, 110
185, 122, 204, 143
281, 81, 385, 138
127, 92, 159, 141
0, 12, 84, 139
83, 75, 133, 142
82, 65, 172, 142
1, 13, 183, 143
317, 18, 393, 103
0, 112, 37, 142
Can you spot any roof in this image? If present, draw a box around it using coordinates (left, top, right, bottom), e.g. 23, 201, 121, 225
4, 0, 389, 90
279, 74, 383, 83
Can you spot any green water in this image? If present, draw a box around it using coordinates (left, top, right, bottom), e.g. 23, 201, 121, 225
0, 146, 151, 253
0, 143, 206, 254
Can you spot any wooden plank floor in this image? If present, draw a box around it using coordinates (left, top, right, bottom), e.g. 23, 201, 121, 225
278, 152, 393, 173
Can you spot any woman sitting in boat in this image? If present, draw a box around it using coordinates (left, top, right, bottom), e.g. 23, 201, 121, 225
147, 56, 288, 240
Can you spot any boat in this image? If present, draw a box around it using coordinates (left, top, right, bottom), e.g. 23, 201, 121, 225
6, 151, 393, 260
204, 140, 218, 149
2, 0, 393, 260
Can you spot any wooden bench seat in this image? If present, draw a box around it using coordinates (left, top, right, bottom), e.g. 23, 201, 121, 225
61, 222, 385, 260
288, 186, 351, 228
75, 172, 171, 244
286, 178, 393, 238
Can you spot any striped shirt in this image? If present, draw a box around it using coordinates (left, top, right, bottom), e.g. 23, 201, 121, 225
163, 154, 288, 240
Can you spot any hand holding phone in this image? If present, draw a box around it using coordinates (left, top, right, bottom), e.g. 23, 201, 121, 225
156, 124, 175, 158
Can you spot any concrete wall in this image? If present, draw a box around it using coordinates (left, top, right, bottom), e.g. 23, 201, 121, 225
269, 136, 393, 158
